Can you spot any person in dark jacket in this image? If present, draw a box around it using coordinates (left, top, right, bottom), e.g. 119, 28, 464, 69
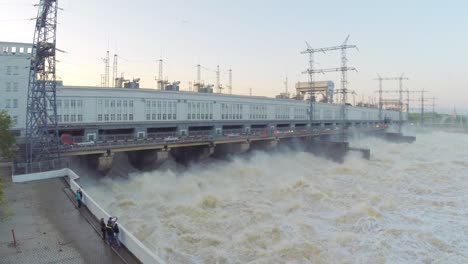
100, 218, 106, 240
113, 222, 120, 247
106, 220, 115, 245
75, 189, 83, 208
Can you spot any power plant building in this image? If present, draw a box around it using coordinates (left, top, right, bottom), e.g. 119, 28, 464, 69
1, 41, 404, 141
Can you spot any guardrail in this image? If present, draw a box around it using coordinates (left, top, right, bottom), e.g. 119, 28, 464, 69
12, 168, 166, 264
66, 170, 166, 264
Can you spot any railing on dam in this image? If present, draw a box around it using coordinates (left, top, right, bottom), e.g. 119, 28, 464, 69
12, 168, 167, 264
60, 125, 385, 155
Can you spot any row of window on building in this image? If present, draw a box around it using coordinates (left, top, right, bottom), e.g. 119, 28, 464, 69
221, 103, 242, 120
4, 66, 22, 76
97, 99, 134, 122
249, 105, 267, 120
57, 98, 84, 123
294, 107, 308, 120
57, 114, 83, 123
4, 99, 18, 109
145, 100, 178, 121
188, 101, 213, 120
275, 105, 290, 120
57, 99, 84, 109
2, 46, 32, 54
4, 82, 19, 92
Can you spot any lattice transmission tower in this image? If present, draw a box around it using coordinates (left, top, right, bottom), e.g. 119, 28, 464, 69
302, 36, 357, 142
374, 74, 409, 133
25, 0, 61, 168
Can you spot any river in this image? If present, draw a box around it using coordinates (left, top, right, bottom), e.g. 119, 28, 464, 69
82, 131, 468, 263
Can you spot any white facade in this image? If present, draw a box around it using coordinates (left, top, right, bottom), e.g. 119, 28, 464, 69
0, 41, 32, 134
56, 86, 402, 125
0, 40, 405, 137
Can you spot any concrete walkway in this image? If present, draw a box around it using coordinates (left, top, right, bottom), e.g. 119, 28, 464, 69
0, 177, 127, 264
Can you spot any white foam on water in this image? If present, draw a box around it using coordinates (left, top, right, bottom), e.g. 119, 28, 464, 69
82, 131, 468, 263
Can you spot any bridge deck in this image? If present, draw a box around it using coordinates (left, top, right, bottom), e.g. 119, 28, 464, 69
60, 127, 384, 156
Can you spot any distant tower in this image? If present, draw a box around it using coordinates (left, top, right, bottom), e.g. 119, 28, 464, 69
112, 54, 118, 87
194, 64, 202, 92
228, 67, 232, 95
216, 65, 221, 93
157, 59, 163, 89
102, 51, 110, 87
284, 76, 289, 97
197, 64, 201, 84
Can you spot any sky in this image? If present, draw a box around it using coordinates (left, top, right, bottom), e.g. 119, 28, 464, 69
1, 0, 467, 113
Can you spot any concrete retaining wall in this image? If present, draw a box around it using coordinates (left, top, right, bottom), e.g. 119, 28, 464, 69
13, 169, 166, 264
12, 168, 68, 183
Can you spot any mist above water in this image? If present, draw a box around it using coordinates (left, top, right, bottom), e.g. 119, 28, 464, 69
82, 131, 468, 263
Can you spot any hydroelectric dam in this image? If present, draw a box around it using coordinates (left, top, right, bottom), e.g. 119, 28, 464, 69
10, 84, 413, 174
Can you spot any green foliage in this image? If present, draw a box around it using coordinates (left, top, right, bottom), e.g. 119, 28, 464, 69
0, 177, 13, 222
0, 111, 15, 158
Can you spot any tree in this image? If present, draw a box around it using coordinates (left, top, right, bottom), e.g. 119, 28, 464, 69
0, 111, 15, 158
0, 111, 14, 221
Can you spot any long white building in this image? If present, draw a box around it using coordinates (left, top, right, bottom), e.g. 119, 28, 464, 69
1, 41, 405, 140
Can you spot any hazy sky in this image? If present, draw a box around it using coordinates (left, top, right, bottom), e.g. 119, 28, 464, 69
1, 0, 467, 112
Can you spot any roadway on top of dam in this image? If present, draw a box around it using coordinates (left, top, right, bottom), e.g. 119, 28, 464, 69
60, 126, 385, 157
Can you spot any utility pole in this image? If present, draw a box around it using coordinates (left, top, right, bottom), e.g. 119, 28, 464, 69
301, 42, 318, 124
398, 74, 409, 132
406, 89, 410, 113
112, 54, 118, 88
429, 97, 436, 125
420, 89, 425, 126
408, 90, 428, 126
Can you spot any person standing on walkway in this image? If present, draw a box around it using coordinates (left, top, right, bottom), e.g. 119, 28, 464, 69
100, 218, 106, 240
78, 189, 83, 201
106, 219, 115, 246
113, 221, 120, 247
75, 189, 83, 208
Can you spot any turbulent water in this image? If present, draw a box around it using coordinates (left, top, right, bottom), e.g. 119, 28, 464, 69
82, 131, 468, 264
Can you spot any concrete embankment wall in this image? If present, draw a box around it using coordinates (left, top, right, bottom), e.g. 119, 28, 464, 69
12, 169, 166, 264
